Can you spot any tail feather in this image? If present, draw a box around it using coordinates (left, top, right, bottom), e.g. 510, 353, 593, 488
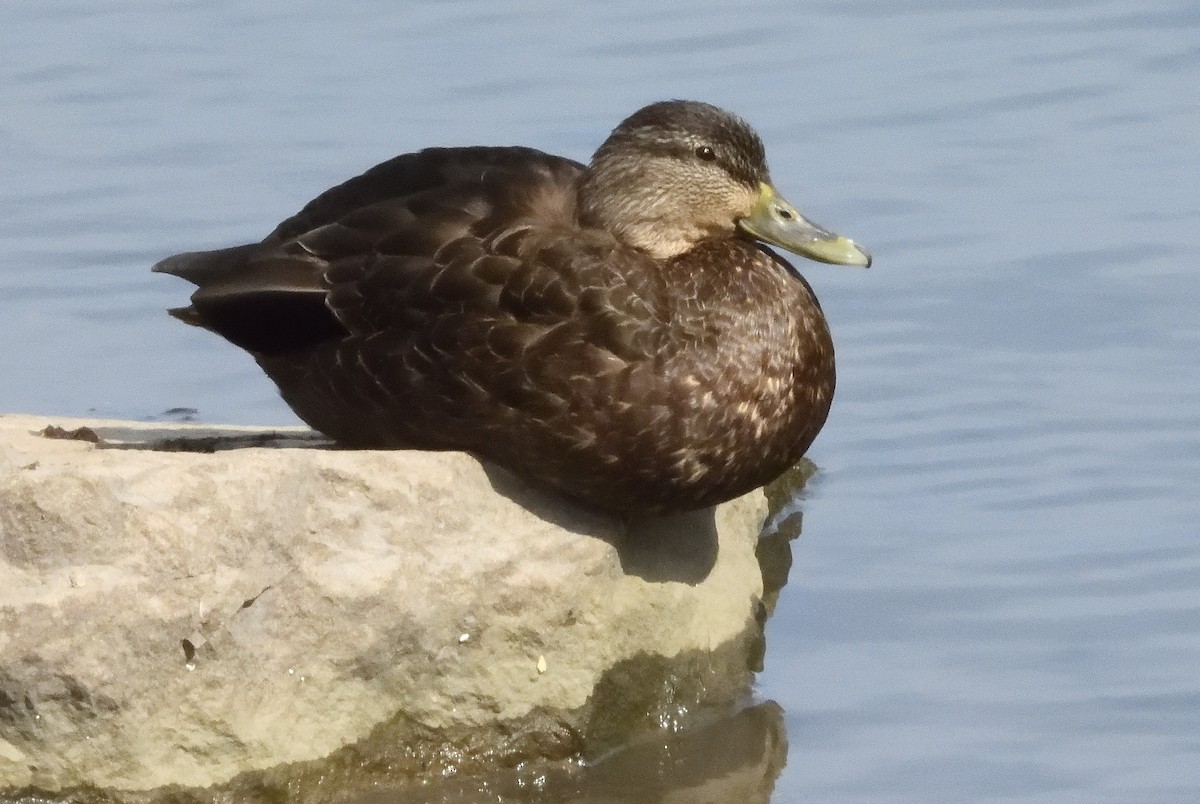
166, 305, 206, 327
152, 244, 261, 284
153, 243, 342, 355
153, 244, 327, 301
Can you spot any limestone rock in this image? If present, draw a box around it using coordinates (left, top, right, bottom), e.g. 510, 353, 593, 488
0, 414, 771, 798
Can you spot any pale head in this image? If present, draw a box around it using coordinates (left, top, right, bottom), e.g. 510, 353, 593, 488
577, 100, 870, 267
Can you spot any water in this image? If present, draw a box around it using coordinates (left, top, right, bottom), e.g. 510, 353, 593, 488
3, 0, 1199, 800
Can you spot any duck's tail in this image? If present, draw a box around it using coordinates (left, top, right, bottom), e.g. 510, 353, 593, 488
153, 245, 342, 354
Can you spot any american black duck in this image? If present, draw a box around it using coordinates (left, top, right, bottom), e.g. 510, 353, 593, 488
155, 100, 870, 514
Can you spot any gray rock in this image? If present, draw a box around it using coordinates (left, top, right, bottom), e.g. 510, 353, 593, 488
0, 414, 773, 798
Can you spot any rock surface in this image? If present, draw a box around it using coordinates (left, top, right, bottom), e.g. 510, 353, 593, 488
0, 414, 772, 798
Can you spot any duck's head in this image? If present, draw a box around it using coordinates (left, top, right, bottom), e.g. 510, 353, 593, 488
578, 100, 870, 266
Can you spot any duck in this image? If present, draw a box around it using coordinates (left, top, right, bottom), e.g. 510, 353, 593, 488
154, 100, 870, 514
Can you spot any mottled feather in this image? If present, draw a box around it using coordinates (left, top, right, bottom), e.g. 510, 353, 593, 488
154, 101, 852, 513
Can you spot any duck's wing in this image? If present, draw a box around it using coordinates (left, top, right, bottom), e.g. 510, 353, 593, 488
153, 146, 587, 355
264, 146, 581, 244
285, 205, 679, 453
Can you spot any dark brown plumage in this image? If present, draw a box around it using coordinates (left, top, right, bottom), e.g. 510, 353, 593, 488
154, 100, 870, 514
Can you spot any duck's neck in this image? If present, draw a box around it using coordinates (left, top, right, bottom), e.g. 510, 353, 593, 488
576, 158, 728, 260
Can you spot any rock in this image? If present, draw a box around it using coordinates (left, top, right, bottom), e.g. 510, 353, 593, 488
0, 414, 773, 799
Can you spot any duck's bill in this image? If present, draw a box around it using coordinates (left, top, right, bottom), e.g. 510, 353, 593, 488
738, 182, 871, 268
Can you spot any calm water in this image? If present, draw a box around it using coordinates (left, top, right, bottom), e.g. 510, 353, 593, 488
3, 0, 1199, 801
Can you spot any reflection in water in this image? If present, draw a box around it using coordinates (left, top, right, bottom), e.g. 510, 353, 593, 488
579, 702, 787, 804
339, 703, 786, 804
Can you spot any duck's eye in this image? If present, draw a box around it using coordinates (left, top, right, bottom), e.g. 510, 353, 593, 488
694, 145, 717, 162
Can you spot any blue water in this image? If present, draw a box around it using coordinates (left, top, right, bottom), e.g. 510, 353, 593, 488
3, 0, 1198, 800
